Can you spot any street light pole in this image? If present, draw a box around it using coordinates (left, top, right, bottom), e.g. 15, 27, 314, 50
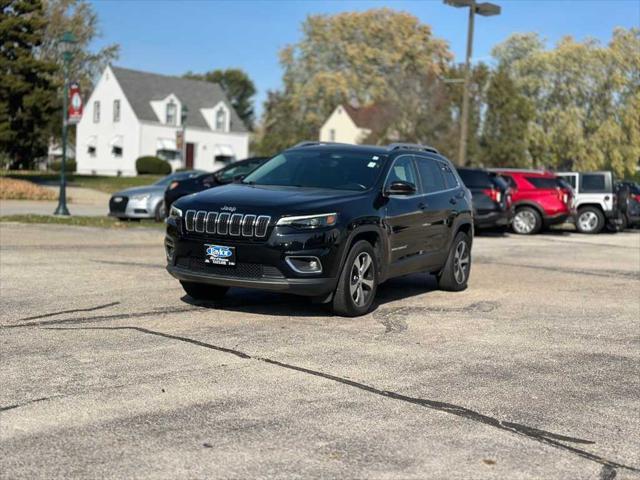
54, 31, 76, 216
444, 0, 501, 166
458, 2, 475, 167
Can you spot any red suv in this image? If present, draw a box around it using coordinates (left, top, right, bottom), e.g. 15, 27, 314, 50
493, 170, 573, 234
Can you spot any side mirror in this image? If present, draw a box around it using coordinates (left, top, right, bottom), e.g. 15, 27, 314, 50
233, 174, 246, 183
385, 181, 416, 196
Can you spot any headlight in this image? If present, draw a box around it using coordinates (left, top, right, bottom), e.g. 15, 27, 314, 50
276, 213, 338, 229
131, 194, 150, 202
169, 205, 183, 218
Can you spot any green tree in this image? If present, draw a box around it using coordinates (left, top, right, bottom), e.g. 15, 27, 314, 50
0, 0, 58, 168
481, 66, 533, 168
184, 69, 256, 129
255, 8, 452, 152
491, 28, 640, 176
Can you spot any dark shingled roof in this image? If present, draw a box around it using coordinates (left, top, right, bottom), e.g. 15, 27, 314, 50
111, 66, 247, 133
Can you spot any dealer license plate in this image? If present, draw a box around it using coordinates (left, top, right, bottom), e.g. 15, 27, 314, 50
204, 244, 236, 267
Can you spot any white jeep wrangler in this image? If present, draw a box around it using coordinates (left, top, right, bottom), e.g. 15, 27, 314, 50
556, 171, 621, 234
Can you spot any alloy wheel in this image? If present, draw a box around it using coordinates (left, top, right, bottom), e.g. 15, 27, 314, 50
350, 252, 374, 307
578, 211, 598, 232
453, 240, 470, 285
513, 210, 536, 234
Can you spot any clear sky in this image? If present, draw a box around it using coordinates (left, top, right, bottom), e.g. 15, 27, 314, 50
90, 0, 640, 116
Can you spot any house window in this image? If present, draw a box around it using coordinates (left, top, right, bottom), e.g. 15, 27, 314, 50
93, 101, 100, 123
329, 129, 336, 142
166, 102, 177, 125
113, 99, 121, 122
112, 146, 123, 157
215, 108, 227, 131
88, 146, 96, 156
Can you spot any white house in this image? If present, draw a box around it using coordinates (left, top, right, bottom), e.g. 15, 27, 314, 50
76, 66, 250, 176
319, 104, 388, 145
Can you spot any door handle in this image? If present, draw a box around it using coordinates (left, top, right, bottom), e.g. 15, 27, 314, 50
419, 202, 428, 210
449, 197, 457, 205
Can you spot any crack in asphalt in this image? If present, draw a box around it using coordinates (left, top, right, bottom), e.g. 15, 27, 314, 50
46, 325, 639, 474
14, 302, 121, 322
0, 395, 64, 412
1, 307, 199, 329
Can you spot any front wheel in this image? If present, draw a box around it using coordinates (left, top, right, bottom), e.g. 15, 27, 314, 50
437, 231, 471, 291
331, 240, 378, 317
154, 201, 166, 222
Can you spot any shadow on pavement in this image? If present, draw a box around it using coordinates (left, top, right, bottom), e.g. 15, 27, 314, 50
180, 272, 437, 317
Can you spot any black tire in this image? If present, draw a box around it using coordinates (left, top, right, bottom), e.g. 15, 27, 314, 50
154, 201, 166, 222
331, 240, 378, 317
620, 213, 629, 231
180, 281, 228, 301
511, 206, 542, 235
576, 207, 605, 234
437, 231, 471, 292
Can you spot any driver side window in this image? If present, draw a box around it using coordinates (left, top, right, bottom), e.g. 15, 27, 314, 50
387, 156, 418, 194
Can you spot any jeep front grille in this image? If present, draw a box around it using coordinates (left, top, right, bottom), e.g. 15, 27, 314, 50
184, 210, 271, 238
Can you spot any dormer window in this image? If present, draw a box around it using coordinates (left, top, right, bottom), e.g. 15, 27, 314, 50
215, 107, 227, 132
166, 101, 177, 125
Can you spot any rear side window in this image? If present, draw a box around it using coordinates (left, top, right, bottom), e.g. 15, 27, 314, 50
441, 164, 459, 189
416, 157, 446, 193
457, 169, 492, 188
525, 177, 560, 189
559, 175, 577, 189
581, 174, 606, 192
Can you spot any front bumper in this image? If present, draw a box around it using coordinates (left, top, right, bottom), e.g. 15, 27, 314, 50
167, 264, 336, 296
109, 196, 157, 219
165, 219, 345, 297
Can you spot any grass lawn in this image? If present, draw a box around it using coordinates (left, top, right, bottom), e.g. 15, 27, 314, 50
0, 214, 164, 229
0, 171, 163, 194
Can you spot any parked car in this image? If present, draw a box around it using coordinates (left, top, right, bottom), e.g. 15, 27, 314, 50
492, 169, 573, 235
164, 142, 474, 317
457, 168, 512, 230
109, 170, 203, 221
164, 157, 268, 211
556, 171, 621, 234
615, 181, 640, 229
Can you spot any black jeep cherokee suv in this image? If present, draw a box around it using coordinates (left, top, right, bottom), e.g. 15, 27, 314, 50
165, 142, 474, 316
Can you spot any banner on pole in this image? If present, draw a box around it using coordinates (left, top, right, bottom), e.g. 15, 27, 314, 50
68, 82, 83, 124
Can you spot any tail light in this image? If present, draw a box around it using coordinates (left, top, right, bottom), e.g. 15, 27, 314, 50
169, 181, 180, 190
633, 194, 640, 202
483, 188, 501, 203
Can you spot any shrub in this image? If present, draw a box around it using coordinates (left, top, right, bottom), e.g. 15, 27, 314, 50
136, 156, 171, 175
50, 159, 77, 172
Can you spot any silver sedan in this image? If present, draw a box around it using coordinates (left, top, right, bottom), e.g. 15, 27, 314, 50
109, 171, 203, 221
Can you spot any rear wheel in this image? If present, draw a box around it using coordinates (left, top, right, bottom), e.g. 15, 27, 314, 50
576, 207, 604, 234
180, 281, 228, 301
437, 231, 471, 291
331, 240, 378, 317
512, 207, 542, 235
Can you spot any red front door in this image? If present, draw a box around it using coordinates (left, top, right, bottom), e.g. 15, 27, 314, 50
186, 143, 195, 169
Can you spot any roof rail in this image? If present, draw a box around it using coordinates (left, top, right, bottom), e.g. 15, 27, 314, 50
387, 143, 439, 154
292, 141, 321, 148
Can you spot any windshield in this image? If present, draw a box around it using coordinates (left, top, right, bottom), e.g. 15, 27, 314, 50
242, 150, 386, 191
153, 171, 201, 187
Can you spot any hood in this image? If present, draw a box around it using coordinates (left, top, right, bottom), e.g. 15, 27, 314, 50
175, 183, 366, 216
113, 185, 163, 197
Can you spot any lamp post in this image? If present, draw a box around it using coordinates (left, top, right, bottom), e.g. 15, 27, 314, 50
181, 105, 188, 168
54, 31, 77, 216
444, 0, 500, 166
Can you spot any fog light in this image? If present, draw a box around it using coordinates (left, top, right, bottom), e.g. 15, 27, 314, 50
286, 256, 322, 274
165, 239, 175, 262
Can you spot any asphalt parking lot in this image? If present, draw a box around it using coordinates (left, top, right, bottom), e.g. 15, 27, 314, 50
1, 223, 639, 479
